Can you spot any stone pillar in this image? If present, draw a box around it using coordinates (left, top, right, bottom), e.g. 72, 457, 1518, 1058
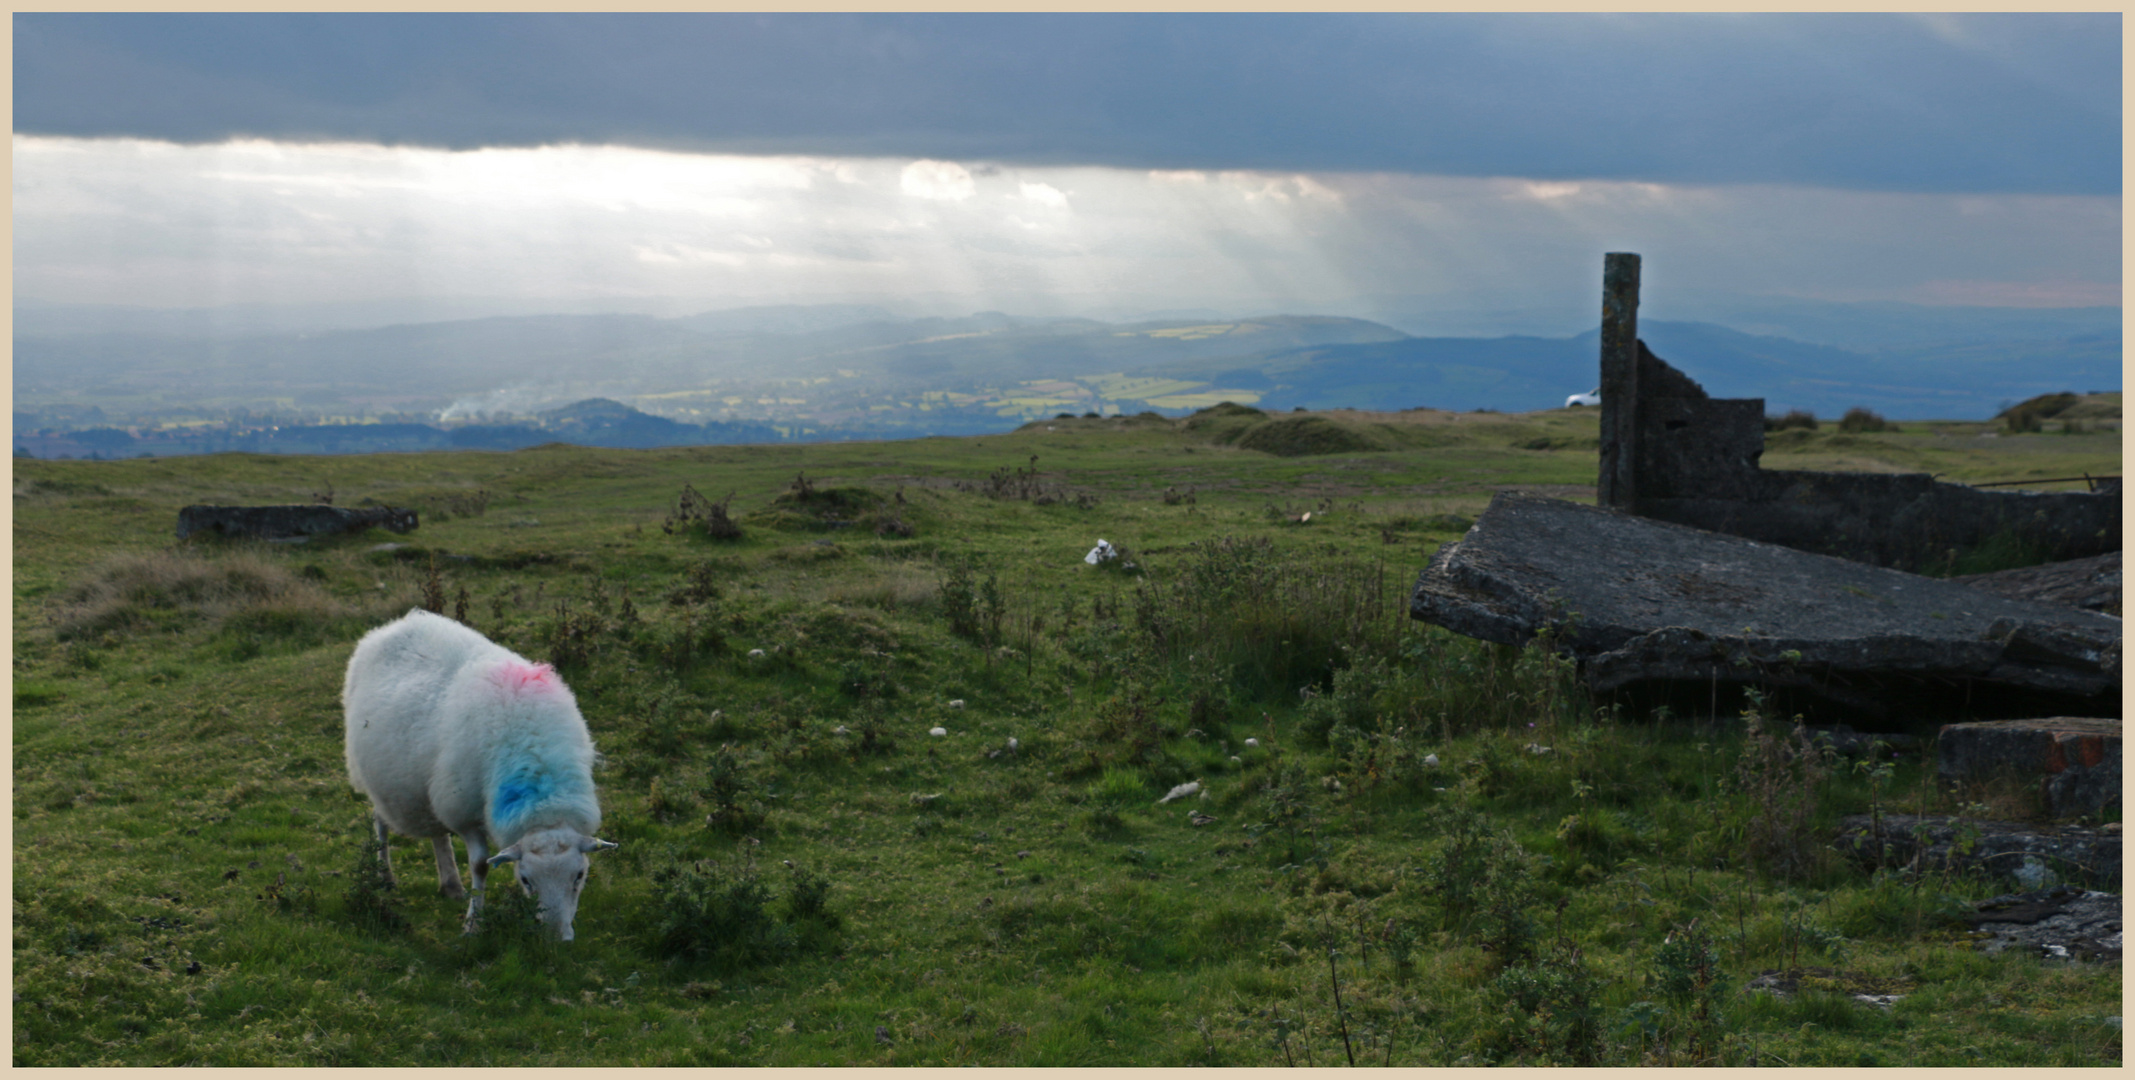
1597, 252, 1641, 509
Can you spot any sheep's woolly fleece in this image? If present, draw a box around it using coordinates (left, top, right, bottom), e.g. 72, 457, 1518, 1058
344, 609, 601, 851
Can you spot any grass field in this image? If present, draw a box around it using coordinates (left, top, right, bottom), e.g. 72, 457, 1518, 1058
11, 404, 2122, 1065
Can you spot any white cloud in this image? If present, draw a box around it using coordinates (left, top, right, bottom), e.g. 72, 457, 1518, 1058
631, 243, 744, 266
1521, 181, 1583, 201
900, 159, 976, 201
10, 135, 2118, 323
1018, 181, 1069, 210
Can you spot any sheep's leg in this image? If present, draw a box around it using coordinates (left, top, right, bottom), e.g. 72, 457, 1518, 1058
460, 833, 490, 934
432, 836, 466, 900
371, 815, 396, 887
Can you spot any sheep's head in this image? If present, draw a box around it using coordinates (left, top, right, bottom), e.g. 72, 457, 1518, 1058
489, 828, 618, 941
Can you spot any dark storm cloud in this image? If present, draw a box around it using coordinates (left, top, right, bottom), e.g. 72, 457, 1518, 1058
13, 13, 2120, 195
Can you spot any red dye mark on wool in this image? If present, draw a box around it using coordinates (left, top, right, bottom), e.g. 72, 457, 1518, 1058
493, 661, 559, 696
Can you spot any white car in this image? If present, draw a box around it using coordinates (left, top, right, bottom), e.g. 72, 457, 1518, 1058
1565, 388, 1601, 408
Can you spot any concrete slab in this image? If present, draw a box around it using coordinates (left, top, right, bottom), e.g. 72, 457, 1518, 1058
1409, 491, 2121, 717
1953, 551, 2122, 613
1939, 717, 2121, 817
1835, 814, 2120, 888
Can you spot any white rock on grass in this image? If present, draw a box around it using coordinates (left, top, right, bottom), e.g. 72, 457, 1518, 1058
948, 700, 966, 709
929, 727, 948, 737
747, 648, 766, 658
1007, 737, 1020, 752
1157, 780, 1202, 804
1424, 753, 1440, 768
1244, 738, 1260, 748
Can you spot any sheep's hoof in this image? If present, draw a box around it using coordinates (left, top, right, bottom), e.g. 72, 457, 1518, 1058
441, 884, 467, 901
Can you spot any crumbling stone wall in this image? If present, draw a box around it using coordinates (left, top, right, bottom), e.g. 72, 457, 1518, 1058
1596, 252, 2119, 573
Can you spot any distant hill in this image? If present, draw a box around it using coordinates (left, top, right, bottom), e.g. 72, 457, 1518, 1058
13, 398, 790, 459
11, 300, 2121, 449
1138, 320, 2122, 418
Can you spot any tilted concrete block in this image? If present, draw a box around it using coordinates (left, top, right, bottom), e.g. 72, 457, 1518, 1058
1938, 717, 2121, 817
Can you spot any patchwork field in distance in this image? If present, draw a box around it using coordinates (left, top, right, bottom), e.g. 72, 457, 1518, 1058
12, 403, 2122, 1066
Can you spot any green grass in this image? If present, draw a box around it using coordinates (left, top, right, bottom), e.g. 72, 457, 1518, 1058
11, 405, 2122, 1065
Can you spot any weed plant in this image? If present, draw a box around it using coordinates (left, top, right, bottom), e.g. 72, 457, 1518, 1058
646, 853, 809, 971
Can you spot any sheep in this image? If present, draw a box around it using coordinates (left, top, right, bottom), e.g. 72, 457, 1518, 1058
343, 609, 617, 940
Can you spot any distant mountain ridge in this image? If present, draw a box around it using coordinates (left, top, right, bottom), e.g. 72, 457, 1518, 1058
1191, 320, 2121, 418
11, 300, 2122, 454
13, 397, 789, 459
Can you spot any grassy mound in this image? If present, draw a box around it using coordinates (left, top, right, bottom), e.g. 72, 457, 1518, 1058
1233, 414, 1387, 456
746, 475, 918, 537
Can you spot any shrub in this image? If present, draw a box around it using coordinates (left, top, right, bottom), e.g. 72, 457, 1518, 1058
663, 484, 743, 540
784, 863, 838, 928
341, 830, 407, 936
1646, 919, 1725, 1063
1491, 954, 1604, 1064
630, 685, 703, 764
1246, 762, 1327, 870
939, 561, 981, 641
1836, 407, 1892, 433
1733, 693, 1834, 880
1997, 392, 2078, 434
1067, 678, 1174, 777
656, 603, 728, 673
1474, 833, 1542, 965
1299, 653, 1387, 744
541, 600, 604, 670
699, 744, 769, 834
649, 857, 793, 967
1763, 410, 1818, 432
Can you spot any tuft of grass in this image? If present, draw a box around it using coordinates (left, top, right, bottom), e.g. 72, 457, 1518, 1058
1133, 536, 1397, 702
51, 548, 405, 643
15, 679, 65, 708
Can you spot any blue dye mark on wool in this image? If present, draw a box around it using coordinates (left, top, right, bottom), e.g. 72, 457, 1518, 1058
492, 773, 551, 834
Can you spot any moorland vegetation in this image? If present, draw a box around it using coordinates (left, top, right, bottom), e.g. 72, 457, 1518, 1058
12, 402, 2122, 1065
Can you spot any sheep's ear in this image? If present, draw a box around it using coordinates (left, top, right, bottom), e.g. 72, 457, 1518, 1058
578, 836, 619, 854
487, 846, 524, 867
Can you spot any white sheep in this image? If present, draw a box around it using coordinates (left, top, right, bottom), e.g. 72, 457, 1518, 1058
343, 609, 617, 940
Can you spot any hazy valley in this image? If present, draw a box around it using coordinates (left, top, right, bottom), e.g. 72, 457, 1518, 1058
13, 299, 2121, 459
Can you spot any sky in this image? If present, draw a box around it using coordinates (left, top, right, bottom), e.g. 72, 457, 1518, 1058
12, 13, 2122, 333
